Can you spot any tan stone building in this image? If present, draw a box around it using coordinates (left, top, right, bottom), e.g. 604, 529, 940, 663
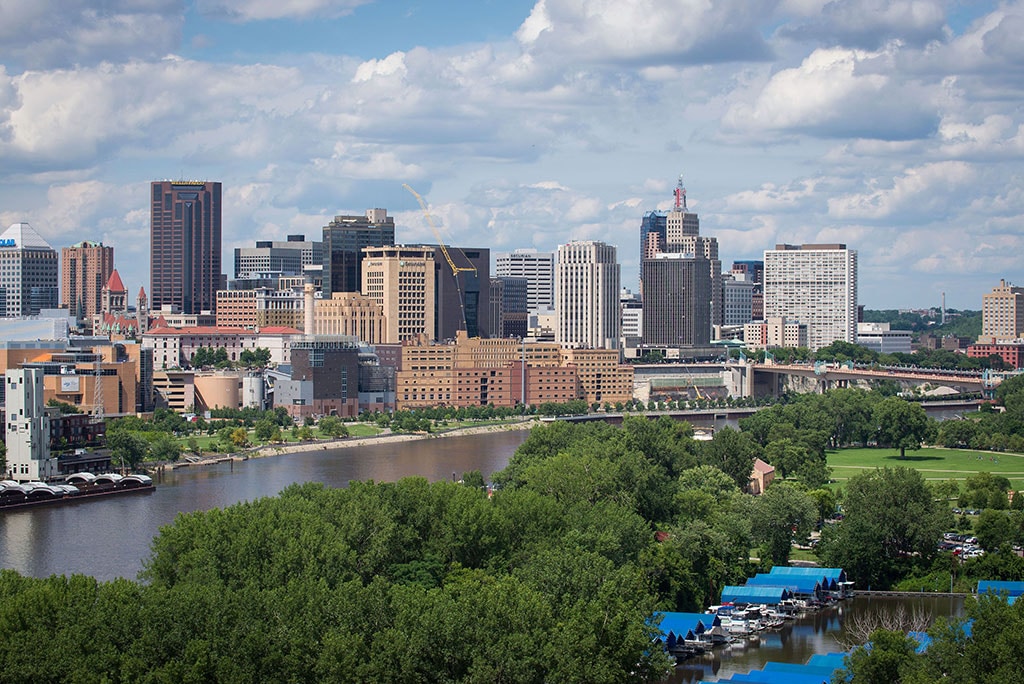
315, 292, 387, 343
395, 332, 632, 409
560, 348, 634, 406
362, 246, 436, 343
981, 279, 1024, 342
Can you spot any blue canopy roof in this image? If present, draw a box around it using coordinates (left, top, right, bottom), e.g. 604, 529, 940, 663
769, 566, 848, 584
746, 573, 824, 594
978, 580, 1024, 597
720, 585, 792, 605
653, 612, 707, 642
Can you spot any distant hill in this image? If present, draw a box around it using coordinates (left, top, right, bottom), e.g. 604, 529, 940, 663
862, 309, 981, 340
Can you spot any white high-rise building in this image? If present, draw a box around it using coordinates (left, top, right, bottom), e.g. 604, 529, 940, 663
4, 368, 56, 482
555, 241, 620, 349
763, 243, 858, 351
0, 223, 59, 318
494, 249, 554, 313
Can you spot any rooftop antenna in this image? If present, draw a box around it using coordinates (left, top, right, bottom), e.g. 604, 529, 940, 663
674, 174, 687, 211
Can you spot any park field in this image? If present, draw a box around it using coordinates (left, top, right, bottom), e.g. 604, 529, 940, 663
828, 446, 1024, 489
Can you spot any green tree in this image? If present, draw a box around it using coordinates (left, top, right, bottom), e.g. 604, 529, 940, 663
253, 419, 277, 442
820, 467, 952, 589
107, 430, 150, 470
873, 397, 932, 458
46, 398, 83, 414
698, 427, 762, 489
229, 427, 250, 448
974, 510, 1018, 552
317, 416, 349, 438
148, 432, 182, 463
835, 628, 924, 684
752, 481, 818, 565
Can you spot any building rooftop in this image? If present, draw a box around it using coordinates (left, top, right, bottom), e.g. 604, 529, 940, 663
1, 222, 53, 250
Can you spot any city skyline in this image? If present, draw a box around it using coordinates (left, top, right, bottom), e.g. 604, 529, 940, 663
1, 1, 1022, 309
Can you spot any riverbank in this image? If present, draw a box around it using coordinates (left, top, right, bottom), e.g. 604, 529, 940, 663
162, 418, 540, 470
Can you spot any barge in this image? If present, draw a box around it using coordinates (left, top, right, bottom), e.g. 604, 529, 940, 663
0, 473, 154, 510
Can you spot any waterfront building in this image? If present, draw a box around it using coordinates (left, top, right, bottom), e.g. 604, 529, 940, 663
273, 336, 362, 419
556, 241, 620, 349
981, 279, 1024, 342
763, 243, 858, 351
150, 181, 224, 314
857, 322, 912, 354
561, 347, 634, 406
494, 249, 555, 312
744, 317, 809, 350
234, 234, 322, 279
4, 368, 56, 482
0, 223, 60, 318
61, 241, 114, 321
322, 209, 395, 297
361, 245, 435, 343
641, 253, 711, 347
395, 331, 632, 409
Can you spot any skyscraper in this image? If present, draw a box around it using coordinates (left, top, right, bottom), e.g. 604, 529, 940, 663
0, 222, 59, 317
150, 181, 224, 314
763, 243, 858, 351
361, 245, 436, 343
321, 209, 395, 297
494, 249, 555, 312
639, 178, 721, 327
61, 240, 114, 320
556, 241, 620, 349
431, 245, 490, 340
641, 253, 711, 347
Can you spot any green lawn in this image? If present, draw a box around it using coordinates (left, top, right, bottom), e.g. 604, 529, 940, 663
828, 446, 1024, 488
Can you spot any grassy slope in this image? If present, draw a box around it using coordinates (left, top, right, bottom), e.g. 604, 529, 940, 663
828, 446, 1024, 488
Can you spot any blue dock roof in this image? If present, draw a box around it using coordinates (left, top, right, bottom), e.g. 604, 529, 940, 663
746, 573, 824, 594
769, 566, 848, 584
720, 585, 793, 605
978, 580, 1024, 597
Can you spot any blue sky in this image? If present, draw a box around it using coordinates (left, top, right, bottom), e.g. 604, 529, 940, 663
1, 0, 1021, 309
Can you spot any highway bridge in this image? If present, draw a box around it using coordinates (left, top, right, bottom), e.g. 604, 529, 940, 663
732, 361, 989, 398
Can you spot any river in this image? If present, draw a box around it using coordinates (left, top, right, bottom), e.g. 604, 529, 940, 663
0, 430, 530, 582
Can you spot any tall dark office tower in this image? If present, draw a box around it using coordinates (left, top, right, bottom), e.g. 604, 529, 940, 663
322, 209, 395, 296
641, 253, 711, 347
150, 181, 224, 314
430, 245, 490, 340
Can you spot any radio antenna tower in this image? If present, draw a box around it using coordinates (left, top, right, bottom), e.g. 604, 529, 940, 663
674, 174, 687, 211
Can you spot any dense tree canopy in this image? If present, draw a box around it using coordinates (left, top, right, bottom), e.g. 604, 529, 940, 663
819, 467, 952, 589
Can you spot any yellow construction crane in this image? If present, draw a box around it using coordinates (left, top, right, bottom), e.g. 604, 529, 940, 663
402, 184, 477, 277
402, 184, 480, 337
